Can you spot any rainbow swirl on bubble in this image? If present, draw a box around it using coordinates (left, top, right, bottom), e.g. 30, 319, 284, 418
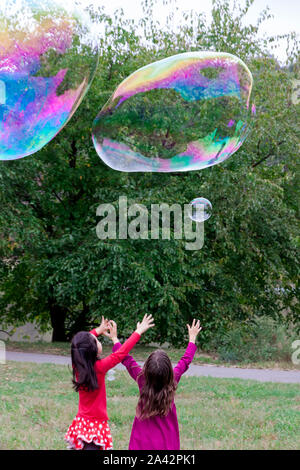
0, 0, 98, 161
92, 51, 255, 173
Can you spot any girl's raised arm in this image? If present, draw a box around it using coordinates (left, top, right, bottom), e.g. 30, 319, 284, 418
173, 319, 201, 383
96, 331, 141, 374
112, 342, 142, 382
107, 320, 143, 382
99, 315, 154, 375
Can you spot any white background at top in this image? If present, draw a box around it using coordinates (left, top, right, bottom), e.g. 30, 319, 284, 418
97, 0, 300, 63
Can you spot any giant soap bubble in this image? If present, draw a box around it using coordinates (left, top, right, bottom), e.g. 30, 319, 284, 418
92, 51, 255, 172
0, 0, 99, 160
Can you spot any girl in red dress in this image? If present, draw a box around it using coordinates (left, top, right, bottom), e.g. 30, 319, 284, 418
65, 314, 154, 450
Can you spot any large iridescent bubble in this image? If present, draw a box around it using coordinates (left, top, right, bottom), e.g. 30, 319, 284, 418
92, 51, 255, 173
0, 0, 99, 160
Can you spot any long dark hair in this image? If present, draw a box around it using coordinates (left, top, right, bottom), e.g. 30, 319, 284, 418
136, 350, 177, 420
71, 331, 99, 392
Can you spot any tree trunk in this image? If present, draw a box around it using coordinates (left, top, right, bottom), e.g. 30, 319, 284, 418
68, 300, 90, 339
49, 303, 67, 342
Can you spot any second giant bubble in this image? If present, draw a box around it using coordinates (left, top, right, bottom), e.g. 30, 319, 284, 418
92, 51, 255, 173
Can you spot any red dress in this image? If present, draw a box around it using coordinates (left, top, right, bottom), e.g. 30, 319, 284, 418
65, 416, 113, 450
65, 330, 141, 450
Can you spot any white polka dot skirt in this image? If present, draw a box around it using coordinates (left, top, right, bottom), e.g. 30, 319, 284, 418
65, 416, 113, 450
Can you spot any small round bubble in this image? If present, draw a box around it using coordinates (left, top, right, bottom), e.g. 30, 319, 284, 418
92, 51, 255, 173
188, 198, 212, 222
0, 0, 99, 160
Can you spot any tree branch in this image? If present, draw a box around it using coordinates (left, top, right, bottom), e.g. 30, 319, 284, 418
252, 140, 285, 168
69, 139, 77, 168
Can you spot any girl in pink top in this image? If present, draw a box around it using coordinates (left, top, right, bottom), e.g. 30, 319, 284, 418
108, 319, 202, 450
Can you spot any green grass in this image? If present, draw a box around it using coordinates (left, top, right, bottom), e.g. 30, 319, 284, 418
5, 340, 300, 370
0, 361, 299, 450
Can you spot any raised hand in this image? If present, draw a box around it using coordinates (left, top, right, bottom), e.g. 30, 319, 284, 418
187, 319, 202, 343
136, 314, 155, 336
95, 316, 109, 336
103, 320, 119, 344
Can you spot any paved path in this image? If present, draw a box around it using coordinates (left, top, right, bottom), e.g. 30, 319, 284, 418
5, 351, 300, 384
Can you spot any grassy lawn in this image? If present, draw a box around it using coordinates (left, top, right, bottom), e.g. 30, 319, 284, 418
5, 340, 300, 370
0, 361, 299, 450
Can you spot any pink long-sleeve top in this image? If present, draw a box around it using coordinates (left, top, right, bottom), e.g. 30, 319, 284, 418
112, 341, 197, 450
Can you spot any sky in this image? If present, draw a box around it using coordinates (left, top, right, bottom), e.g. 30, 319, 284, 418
97, 0, 300, 63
